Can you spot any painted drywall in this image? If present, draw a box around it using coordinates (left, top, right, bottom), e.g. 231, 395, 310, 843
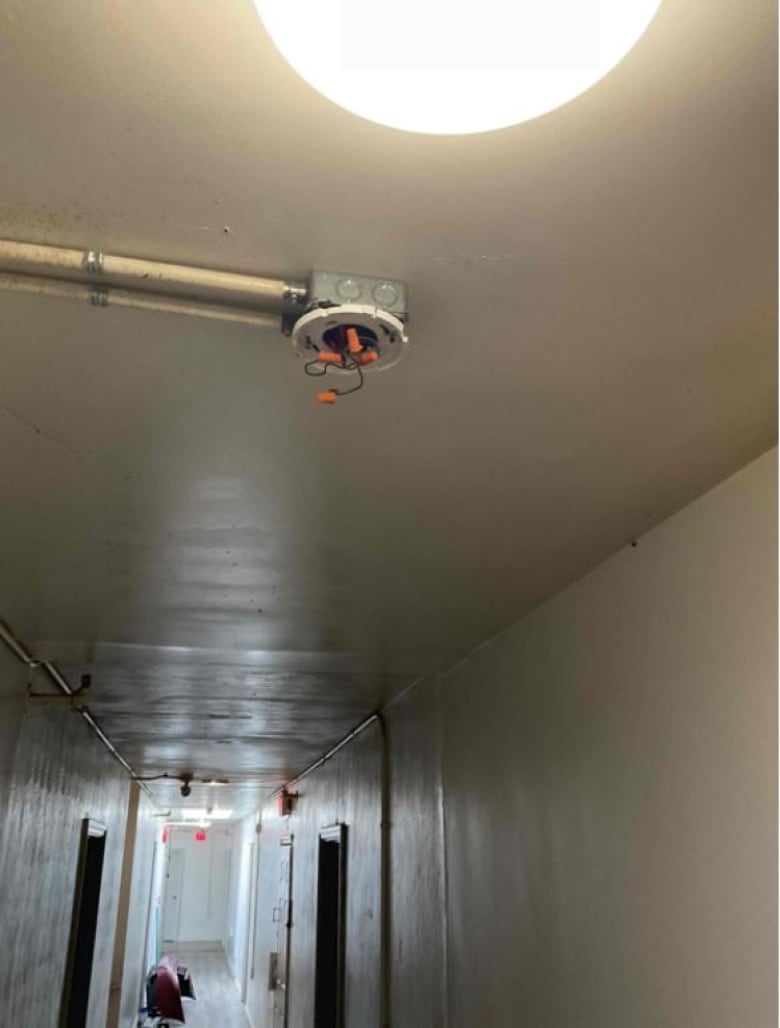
248, 447, 776, 1027
385, 677, 448, 1027
107, 781, 142, 1028
145, 833, 168, 970
247, 725, 383, 1028
117, 788, 160, 1027
247, 679, 448, 1028
225, 812, 260, 995
441, 448, 777, 1027
0, 698, 131, 1028
162, 826, 235, 944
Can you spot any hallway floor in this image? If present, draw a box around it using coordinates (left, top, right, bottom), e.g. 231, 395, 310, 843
154, 948, 249, 1028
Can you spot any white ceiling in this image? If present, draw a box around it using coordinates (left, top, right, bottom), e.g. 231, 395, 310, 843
0, 0, 775, 814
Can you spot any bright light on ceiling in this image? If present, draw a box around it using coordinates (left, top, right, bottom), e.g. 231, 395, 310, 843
253, 0, 663, 134
181, 808, 233, 821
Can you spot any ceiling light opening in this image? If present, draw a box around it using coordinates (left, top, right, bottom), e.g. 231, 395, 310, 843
254, 0, 663, 134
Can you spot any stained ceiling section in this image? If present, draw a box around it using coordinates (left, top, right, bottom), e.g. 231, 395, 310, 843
0, 0, 775, 812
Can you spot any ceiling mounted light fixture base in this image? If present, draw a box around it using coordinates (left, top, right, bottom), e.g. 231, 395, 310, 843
291, 304, 408, 372
290, 269, 410, 403
0, 241, 410, 405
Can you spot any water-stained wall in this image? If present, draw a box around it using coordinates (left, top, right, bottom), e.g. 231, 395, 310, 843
246, 448, 776, 1028
0, 692, 131, 1028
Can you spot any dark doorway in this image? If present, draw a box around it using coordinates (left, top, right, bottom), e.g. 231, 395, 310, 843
314, 824, 347, 1028
60, 819, 107, 1028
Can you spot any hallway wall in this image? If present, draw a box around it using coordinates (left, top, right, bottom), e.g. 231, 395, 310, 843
145, 830, 168, 971
247, 726, 383, 1028
226, 812, 260, 996
0, 646, 26, 815
0, 697, 132, 1028
247, 447, 776, 1027
438, 447, 776, 1027
116, 788, 160, 1028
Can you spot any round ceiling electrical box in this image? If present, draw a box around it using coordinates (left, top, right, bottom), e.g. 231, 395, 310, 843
291, 304, 409, 372
254, 0, 663, 135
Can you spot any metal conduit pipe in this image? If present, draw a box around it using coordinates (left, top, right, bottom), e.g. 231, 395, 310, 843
270, 712, 381, 795
0, 618, 38, 666
0, 272, 279, 327
0, 618, 156, 801
0, 238, 307, 321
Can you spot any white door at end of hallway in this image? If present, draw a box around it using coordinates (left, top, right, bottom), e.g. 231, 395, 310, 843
162, 848, 185, 942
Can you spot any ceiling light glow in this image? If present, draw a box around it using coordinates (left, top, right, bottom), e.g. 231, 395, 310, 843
181, 808, 233, 821
254, 0, 663, 134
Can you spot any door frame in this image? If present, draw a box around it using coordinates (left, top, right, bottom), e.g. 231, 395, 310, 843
59, 818, 108, 1028
315, 823, 348, 1028
242, 833, 260, 1000
272, 834, 294, 1027
162, 846, 185, 943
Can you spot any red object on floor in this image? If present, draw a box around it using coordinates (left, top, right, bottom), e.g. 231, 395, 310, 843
147, 954, 185, 1023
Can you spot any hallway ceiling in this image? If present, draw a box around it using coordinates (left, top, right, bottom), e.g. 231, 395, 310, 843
0, 0, 775, 814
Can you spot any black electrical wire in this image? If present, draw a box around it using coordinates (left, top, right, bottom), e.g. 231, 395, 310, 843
304, 351, 367, 398
304, 358, 328, 377
333, 361, 365, 396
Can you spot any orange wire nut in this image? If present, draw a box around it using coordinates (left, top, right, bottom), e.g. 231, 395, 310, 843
357, 351, 379, 366
317, 351, 344, 364
317, 390, 338, 404
346, 327, 364, 355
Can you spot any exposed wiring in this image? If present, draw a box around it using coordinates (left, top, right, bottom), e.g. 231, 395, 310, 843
306, 347, 368, 402
304, 325, 377, 403
304, 358, 328, 377
334, 361, 365, 396
132, 771, 231, 786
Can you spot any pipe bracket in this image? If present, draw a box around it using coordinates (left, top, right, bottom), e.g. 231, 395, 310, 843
27, 685, 92, 710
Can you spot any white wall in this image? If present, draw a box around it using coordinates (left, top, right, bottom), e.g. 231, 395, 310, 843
440, 448, 777, 1027
145, 832, 167, 969
225, 812, 261, 995
247, 447, 776, 1028
163, 825, 235, 944
117, 788, 161, 1028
